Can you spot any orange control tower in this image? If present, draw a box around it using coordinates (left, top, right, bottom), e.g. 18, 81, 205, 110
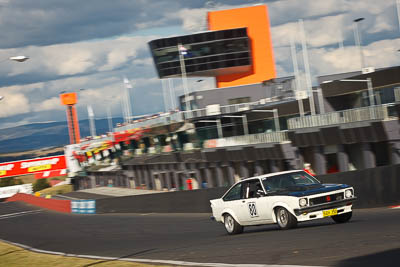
60, 92, 81, 144
207, 5, 276, 88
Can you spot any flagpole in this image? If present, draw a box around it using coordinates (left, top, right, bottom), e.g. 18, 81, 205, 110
178, 43, 191, 118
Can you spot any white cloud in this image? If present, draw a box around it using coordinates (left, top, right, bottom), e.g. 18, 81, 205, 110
172, 8, 208, 33
33, 96, 63, 112
1, 1, 400, 129
0, 91, 31, 117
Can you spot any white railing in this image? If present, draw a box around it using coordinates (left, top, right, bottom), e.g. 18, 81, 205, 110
204, 131, 289, 148
114, 97, 293, 132
288, 104, 393, 130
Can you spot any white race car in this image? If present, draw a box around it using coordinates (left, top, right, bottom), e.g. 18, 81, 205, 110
210, 170, 356, 235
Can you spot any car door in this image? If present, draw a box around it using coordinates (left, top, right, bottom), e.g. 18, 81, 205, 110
239, 179, 272, 224
221, 182, 248, 223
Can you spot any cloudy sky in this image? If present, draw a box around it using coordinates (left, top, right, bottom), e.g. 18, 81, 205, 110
0, 0, 399, 130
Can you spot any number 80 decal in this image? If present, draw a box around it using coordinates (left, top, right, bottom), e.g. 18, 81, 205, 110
248, 202, 258, 217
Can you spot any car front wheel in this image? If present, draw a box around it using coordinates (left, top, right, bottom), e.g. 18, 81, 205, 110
332, 211, 352, 223
276, 207, 297, 230
224, 214, 243, 235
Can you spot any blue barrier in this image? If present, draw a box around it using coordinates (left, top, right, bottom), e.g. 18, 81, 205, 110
71, 200, 96, 214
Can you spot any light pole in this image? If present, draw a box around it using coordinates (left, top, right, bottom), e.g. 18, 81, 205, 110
353, 17, 365, 70
290, 35, 305, 117
251, 109, 280, 132
299, 19, 316, 116
87, 104, 96, 137
222, 115, 249, 135
178, 43, 191, 116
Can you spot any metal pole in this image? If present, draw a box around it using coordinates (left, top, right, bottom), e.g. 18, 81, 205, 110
299, 19, 316, 116
216, 118, 223, 139
87, 105, 96, 137
396, 0, 400, 33
316, 88, 325, 114
367, 78, 375, 106
353, 19, 365, 70
273, 109, 280, 132
168, 78, 176, 111
290, 35, 304, 116
242, 115, 249, 136
107, 107, 113, 132
120, 85, 128, 123
161, 79, 169, 112
178, 43, 191, 116
123, 77, 133, 122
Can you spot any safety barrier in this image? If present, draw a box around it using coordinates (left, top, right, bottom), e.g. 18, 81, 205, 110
6, 193, 71, 213
6, 193, 96, 214
94, 164, 400, 213
71, 200, 96, 214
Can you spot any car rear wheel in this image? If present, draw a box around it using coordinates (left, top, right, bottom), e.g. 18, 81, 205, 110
332, 211, 352, 223
276, 207, 297, 230
224, 214, 243, 235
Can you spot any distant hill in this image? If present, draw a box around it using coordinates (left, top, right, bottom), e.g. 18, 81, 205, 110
0, 117, 124, 156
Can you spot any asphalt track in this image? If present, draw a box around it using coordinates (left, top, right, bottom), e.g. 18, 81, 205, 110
0, 202, 399, 267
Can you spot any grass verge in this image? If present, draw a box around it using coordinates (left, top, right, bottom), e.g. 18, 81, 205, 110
0, 241, 172, 267
37, 184, 74, 196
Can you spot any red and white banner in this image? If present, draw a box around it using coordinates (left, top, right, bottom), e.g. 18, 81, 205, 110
34, 169, 67, 179
0, 155, 66, 178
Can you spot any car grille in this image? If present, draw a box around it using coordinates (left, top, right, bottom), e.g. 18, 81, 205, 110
309, 192, 344, 206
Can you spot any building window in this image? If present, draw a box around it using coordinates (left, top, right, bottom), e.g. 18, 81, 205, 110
228, 97, 251, 105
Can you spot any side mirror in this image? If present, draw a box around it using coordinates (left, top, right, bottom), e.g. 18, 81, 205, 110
256, 189, 265, 197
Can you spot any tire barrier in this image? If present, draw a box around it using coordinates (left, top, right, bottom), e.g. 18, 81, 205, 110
6, 193, 71, 213
71, 200, 96, 214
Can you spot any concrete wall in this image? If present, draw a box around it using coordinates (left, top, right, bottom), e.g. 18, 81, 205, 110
318, 164, 400, 209
6, 193, 71, 213
96, 187, 229, 213
93, 164, 400, 213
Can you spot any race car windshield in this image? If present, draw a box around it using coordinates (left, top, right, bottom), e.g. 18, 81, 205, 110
262, 171, 321, 191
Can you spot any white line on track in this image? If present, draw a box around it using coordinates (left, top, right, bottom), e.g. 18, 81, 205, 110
0, 210, 42, 220
0, 238, 324, 267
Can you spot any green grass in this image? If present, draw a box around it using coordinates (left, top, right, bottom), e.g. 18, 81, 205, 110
0, 241, 172, 267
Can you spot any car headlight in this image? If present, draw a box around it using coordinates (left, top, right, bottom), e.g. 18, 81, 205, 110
345, 189, 353, 198
299, 198, 308, 207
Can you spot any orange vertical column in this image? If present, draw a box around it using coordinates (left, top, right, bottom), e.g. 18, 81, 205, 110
60, 92, 81, 144
207, 5, 276, 88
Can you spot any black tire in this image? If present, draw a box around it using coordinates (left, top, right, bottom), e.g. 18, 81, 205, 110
332, 211, 352, 223
223, 214, 243, 235
276, 207, 297, 230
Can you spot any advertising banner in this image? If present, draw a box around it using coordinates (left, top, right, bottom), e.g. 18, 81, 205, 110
0, 184, 33, 198
0, 155, 66, 178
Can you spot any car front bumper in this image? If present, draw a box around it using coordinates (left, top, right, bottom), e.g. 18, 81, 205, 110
294, 197, 357, 217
